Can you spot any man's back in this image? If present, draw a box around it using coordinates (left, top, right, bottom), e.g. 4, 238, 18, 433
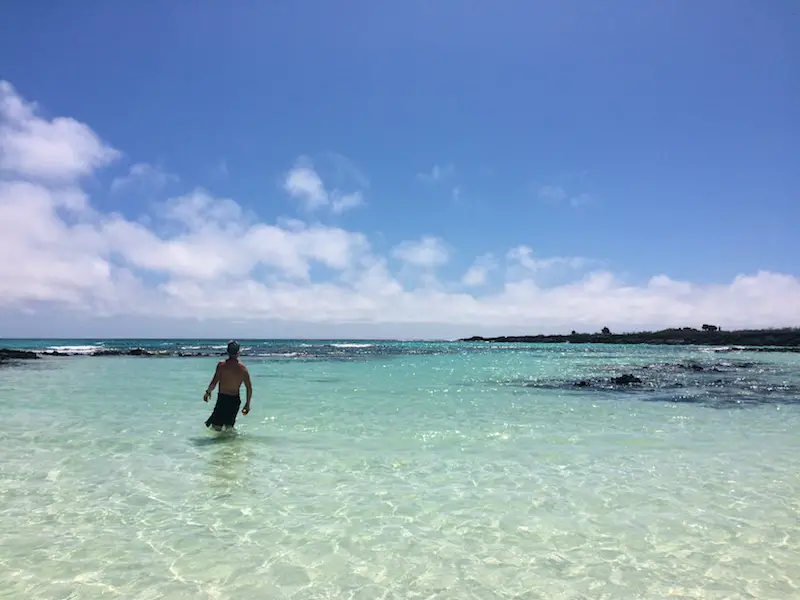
217, 358, 248, 395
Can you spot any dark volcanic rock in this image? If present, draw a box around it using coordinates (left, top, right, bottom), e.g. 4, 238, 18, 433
0, 348, 40, 360
99, 348, 152, 356
569, 373, 643, 388
128, 348, 151, 356
497, 354, 799, 409
91, 348, 168, 357
459, 327, 800, 350
644, 361, 743, 374
611, 374, 642, 385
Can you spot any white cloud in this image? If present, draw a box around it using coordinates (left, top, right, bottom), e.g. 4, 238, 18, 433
0, 81, 120, 181
331, 192, 364, 214
1, 80, 800, 336
392, 236, 450, 269
283, 158, 365, 214
462, 254, 497, 287
0, 180, 146, 314
111, 162, 178, 193
283, 163, 327, 210
507, 245, 590, 274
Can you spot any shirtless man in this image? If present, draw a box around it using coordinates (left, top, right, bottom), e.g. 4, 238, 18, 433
203, 340, 252, 431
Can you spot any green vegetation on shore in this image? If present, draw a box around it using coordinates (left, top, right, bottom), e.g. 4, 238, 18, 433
459, 326, 800, 348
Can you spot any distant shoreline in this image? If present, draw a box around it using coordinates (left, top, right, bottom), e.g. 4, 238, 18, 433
459, 327, 800, 350
2, 328, 800, 362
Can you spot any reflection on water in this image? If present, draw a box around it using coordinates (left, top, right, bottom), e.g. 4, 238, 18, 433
190, 430, 277, 492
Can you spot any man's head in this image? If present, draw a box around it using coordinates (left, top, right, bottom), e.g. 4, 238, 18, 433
226, 340, 240, 358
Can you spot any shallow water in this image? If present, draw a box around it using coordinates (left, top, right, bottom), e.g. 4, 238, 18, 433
1, 341, 799, 599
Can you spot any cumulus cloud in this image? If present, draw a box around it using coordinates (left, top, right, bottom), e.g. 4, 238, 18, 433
283, 157, 365, 214
1, 79, 799, 336
283, 163, 327, 210
330, 192, 364, 215
392, 236, 450, 269
506, 246, 592, 276
462, 254, 499, 287
0, 81, 120, 181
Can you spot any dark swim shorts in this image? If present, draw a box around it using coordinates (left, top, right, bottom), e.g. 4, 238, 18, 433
205, 393, 242, 428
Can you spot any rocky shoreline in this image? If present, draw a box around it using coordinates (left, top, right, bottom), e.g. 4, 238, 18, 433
459, 327, 800, 352
0, 348, 211, 362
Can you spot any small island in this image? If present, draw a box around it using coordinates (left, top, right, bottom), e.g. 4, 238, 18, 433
459, 325, 800, 350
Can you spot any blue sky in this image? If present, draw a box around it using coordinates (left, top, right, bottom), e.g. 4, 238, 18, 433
0, 1, 798, 337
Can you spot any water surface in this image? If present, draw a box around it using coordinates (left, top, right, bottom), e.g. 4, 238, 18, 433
1, 340, 798, 598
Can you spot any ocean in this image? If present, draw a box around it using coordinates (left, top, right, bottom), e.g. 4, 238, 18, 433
0, 339, 798, 599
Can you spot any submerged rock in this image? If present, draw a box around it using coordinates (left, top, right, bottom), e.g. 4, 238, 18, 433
570, 373, 643, 388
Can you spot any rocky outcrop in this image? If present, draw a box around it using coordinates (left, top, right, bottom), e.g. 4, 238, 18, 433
90, 348, 169, 357
459, 327, 800, 350
0, 348, 40, 360
1, 346, 209, 362
0, 348, 41, 366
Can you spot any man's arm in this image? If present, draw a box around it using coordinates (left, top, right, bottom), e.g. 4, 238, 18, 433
203, 363, 222, 401
243, 367, 253, 412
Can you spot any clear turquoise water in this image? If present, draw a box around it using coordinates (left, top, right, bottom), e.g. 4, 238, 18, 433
1, 340, 799, 599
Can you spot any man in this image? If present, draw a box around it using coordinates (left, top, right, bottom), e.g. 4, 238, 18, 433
203, 340, 252, 431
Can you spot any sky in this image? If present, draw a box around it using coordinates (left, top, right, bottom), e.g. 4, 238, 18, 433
0, 0, 798, 339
